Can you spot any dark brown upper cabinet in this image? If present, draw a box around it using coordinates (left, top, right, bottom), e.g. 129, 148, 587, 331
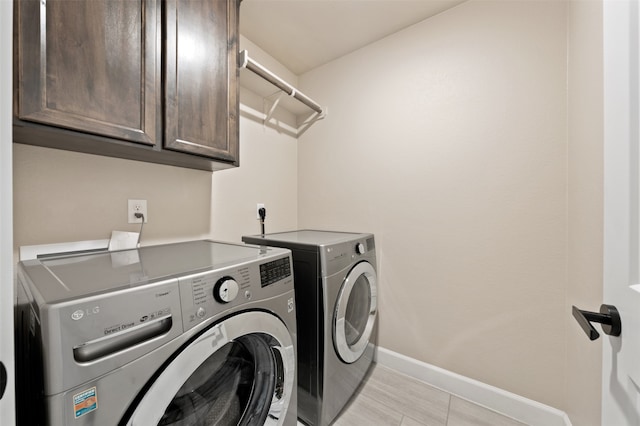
164, 0, 238, 162
13, 0, 239, 171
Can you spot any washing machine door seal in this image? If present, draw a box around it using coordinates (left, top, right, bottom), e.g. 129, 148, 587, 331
125, 311, 295, 426
334, 261, 378, 363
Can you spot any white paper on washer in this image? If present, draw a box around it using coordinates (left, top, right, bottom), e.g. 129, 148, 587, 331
108, 230, 139, 251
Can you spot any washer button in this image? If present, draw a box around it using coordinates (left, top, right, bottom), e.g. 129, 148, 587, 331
196, 307, 206, 318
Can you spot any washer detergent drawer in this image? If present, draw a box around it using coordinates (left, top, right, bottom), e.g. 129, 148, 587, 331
42, 278, 184, 396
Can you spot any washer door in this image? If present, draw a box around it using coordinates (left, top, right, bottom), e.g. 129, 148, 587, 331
334, 261, 378, 363
126, 311, 295, 426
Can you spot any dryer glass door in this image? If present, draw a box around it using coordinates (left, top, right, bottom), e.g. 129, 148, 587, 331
125, 312, 295, 426
334, 261, 378, 363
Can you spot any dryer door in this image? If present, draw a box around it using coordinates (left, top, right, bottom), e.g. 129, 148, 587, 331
125, 311, 295, 426
333, 261, 378, 363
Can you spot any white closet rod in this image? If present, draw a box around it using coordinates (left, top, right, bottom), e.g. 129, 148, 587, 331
239, 50, 326, 116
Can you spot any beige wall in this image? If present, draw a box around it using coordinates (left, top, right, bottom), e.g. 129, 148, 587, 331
13, 39, 298, 253
298, 0, 569, 410
210, 36, 299, 242
566, 1, 604, 425
210, 88, 298, 242
13, 144, 214, 251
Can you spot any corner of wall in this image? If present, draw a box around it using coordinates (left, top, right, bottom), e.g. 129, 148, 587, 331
565, 1, 604, 424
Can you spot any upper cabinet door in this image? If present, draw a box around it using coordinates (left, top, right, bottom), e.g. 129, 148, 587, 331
164, 0, 239, 163
15, 0, 160, 145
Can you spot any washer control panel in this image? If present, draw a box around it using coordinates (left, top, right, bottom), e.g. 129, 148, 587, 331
178, 253, 293, 330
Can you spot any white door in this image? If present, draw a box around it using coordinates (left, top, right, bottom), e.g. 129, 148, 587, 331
0, 0, 14, 424
602, 1, 640, 424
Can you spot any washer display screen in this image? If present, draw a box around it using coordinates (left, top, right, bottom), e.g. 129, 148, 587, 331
259, 258, 292, 288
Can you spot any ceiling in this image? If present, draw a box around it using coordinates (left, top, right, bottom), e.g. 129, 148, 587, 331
239, 0, 467, 75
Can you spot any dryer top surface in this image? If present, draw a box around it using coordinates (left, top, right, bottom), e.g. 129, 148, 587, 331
245, 229, 372, 248
20, 240, 289, 303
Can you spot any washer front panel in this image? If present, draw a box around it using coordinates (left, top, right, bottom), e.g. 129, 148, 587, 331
126, 311, 295, 426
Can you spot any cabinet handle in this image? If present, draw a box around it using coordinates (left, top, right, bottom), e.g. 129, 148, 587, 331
572, 304, 621, 340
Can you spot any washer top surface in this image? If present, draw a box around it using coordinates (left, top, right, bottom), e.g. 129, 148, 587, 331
21, 240, 286, 303
247, 230, 370, 247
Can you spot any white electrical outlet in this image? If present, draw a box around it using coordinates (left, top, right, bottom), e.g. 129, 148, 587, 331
128, 199, 148, 224
256, 203, 265, 220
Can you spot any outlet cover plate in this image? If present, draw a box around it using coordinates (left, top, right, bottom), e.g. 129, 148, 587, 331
128, 199, 148, 223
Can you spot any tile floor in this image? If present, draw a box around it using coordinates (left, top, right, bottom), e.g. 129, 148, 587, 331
330, 363, 527, 426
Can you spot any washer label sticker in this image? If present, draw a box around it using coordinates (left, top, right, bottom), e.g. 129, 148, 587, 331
73, 387, 97, 418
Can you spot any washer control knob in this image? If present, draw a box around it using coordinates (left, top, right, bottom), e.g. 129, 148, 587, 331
196, 307, 206, 318
355, 243, 365, 255
213, 277, 239, 304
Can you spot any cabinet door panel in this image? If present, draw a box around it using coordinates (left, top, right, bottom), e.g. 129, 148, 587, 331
165, 0, 239, 162
16, 0, 159, 145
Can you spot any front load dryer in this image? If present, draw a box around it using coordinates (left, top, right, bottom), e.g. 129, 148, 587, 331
15, 240, 297, 426
242, 230, 377, 426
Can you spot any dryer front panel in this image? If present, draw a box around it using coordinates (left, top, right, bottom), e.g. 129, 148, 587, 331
333, 261, 378, 364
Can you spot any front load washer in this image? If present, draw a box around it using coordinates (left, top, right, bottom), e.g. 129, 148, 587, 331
15, 240, 297, 426
242, 230, 377, 426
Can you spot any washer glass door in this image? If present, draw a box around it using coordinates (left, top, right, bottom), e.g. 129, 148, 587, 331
334, 261, 378, 363
126, 312, 295, 426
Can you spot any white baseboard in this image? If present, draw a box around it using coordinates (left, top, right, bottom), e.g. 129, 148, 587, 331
374, 347, 572, 426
